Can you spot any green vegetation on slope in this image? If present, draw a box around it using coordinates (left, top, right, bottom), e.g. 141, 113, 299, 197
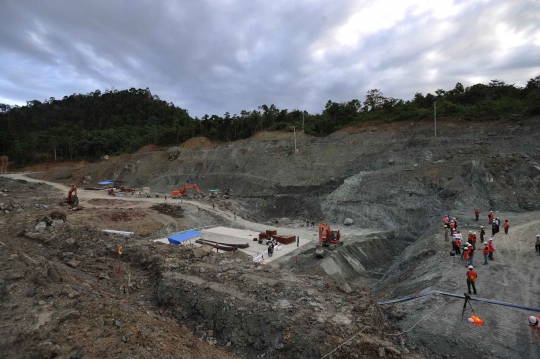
1, 76, 540, 165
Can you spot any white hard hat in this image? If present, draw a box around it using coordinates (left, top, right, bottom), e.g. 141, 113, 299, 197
488, 238, 493, 242
537, 234, 540, 238
530, 316, 538, 324
467, 318, 474, 323
473, 232, 477, 234
469, 231, 472, 233
481, 226, 484, 228
464, 243, 469, 246
484, 242, 488, 245
468, 265, 473, 269
453, 218, 456, 220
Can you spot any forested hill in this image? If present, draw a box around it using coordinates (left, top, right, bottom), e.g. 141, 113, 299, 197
1, 77, 540, 166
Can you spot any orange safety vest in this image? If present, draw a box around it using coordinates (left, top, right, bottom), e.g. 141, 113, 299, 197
488, 243, 494, 253
468, 234, 473, 241
475, 209, 480, 216
444, 216, 449, 224
483, 246, 489, 254
504, 222, 509, 229
467, 270, 477, 282
489, 213, 494, 220
456, 239, 461, 247
463, 250, 469, 259
471, 234, 477, 242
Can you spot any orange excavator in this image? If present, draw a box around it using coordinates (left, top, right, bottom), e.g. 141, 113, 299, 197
61, 185, 79, 207
315, 223, 343, 258
172, 183, 201, 197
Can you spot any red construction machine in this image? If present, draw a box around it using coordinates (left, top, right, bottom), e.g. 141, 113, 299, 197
172, 183, 201, 197
315, 223, 343, 258
60, 185, 79, 207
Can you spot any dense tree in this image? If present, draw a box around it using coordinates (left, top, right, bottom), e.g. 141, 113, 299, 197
1, 75, 539, 165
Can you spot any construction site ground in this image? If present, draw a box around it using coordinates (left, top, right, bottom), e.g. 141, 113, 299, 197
0, 174, 427, 359
3, 118, 540, 359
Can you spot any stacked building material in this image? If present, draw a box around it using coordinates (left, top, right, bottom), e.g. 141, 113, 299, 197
259, 232, 268, 239
272, 235, 296, 245
266, 229, 277, 236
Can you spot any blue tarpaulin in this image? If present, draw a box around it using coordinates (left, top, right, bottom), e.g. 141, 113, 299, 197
168, 230, 203, 245
98, 180, 115, 185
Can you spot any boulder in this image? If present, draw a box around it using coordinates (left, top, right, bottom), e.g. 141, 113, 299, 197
34, 222, 47, 230
344, 218, 354, 226
192, 245, 213, 258
59, 310, 80, 323
65, 260, 80, 268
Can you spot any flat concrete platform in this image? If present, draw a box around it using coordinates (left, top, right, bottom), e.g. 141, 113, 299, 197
202, 226, 312, 263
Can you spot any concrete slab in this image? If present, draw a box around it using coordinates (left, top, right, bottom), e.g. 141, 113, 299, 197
202, 226, 313, 264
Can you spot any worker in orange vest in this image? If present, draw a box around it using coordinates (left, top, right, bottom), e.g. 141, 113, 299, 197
467, 231, 473, 244
443, 215, 449, 227
482, 242, 489, 265
463, 244, 470, 266
215, 242, 219, 253
454, 236, 461, 255
475, 208, 480, 221
488, 239, 495, 260
488, 211, 494, 224
529, 316, 540, 345
503, 220, 510, 235
466, 265, 477, 295
468, 244, 475, 266
471, 232, 477, 249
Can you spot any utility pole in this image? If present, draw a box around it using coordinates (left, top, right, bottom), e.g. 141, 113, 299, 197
294, 126, 297, 154
302, 111, 305, 132
434, 101, 437, 138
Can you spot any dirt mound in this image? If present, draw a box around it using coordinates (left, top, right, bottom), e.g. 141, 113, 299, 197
150, 203, 184, 218
180, 136, 216, 149
135, 144, 164, 154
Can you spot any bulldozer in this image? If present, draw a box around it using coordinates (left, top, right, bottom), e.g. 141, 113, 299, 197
315, 223, 343, 258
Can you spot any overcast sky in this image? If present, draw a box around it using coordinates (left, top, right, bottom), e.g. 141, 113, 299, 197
1, 0, 539, 117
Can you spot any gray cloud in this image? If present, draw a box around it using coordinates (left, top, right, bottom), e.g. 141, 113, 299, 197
1, 0, 539, 117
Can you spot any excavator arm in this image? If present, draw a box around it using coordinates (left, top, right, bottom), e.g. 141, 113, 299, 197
173, 183, 201, 196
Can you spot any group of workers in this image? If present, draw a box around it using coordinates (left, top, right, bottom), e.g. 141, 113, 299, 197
445, 209, 540, 345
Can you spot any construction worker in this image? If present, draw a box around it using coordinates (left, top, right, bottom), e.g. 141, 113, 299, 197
475, 208, 480, 221
453, 218, 458, 230
471, 232, 477, 249
296, 236, 300, 247
482, 242, 489, 265
488, 211, 494, 224
480, 226, 485, 242
536, 235, 540, 255
449, 219, 455, 232
212, 202, 215, 210
488, 239, 495, 260
454, 235, 461, 255
468, 243, 475, 266
467, 231, 473, 245
466, 265, 477, 295
463, 244, 470, 266
529, 316, 540, 345
491, 221, 497, 237
215, 242, 219, 253
503, 220, 510, 235
443, 215, 449, 228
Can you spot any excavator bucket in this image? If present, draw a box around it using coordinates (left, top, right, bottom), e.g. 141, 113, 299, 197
315, 248, 325, 258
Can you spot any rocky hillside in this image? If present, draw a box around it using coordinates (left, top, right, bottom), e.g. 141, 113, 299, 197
31, 117, 540, 236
